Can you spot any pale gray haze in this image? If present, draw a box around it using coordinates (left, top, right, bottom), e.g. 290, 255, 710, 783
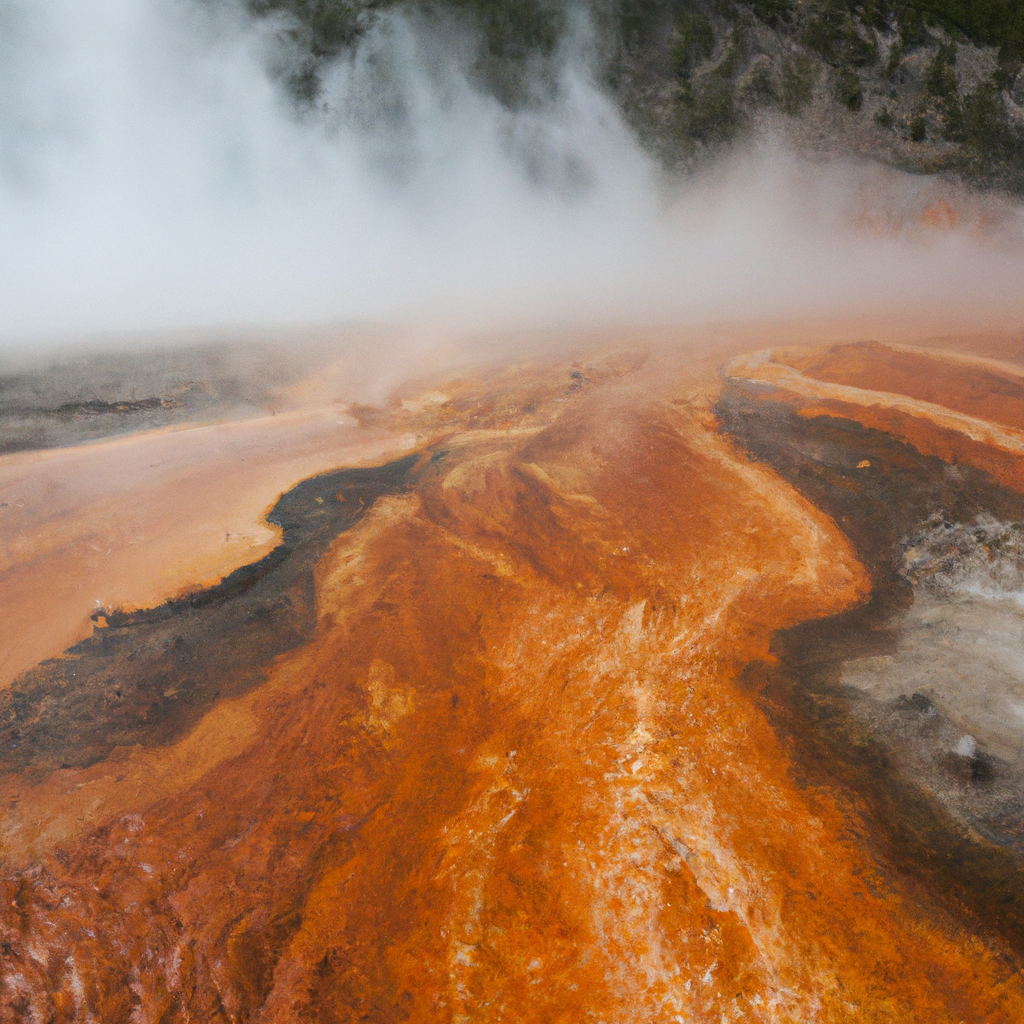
1, 0, 1023, 355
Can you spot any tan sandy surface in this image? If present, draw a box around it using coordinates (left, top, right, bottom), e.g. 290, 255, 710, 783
0, 409, 421, 690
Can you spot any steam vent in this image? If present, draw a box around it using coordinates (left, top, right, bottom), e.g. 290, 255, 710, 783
9, 336, 1024, 1022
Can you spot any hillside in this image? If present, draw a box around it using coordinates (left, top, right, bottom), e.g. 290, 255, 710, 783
240, 0, 1024, 191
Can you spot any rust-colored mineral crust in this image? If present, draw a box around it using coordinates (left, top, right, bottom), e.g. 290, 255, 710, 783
3, 346, 1024, 1022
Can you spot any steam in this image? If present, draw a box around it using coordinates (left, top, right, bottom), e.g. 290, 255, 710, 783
1, 0, 1024, 355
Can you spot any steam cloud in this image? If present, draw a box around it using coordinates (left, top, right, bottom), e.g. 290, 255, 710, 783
1, 0, 1023, 355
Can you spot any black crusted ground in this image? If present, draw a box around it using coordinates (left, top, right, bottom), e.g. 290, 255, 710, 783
717, 381, 1024, 956
0, 453, 421, 780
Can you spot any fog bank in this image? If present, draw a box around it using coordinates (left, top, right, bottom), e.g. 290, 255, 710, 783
2, 0, 1023, 355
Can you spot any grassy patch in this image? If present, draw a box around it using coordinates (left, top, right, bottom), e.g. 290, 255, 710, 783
801, 1, 878, 67
925, 40, 958, 99
680, 73, 740, 143
835, 64, 864, 108
780, 54, 816, 113
671, 12, 716, 76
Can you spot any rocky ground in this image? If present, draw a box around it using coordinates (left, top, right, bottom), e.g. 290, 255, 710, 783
0, 342, 294, 454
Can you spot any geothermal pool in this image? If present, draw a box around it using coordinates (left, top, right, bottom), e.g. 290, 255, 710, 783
3, 330, 1024, 1021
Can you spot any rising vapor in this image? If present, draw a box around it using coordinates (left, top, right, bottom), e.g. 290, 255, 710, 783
0, 0, 1022, 354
